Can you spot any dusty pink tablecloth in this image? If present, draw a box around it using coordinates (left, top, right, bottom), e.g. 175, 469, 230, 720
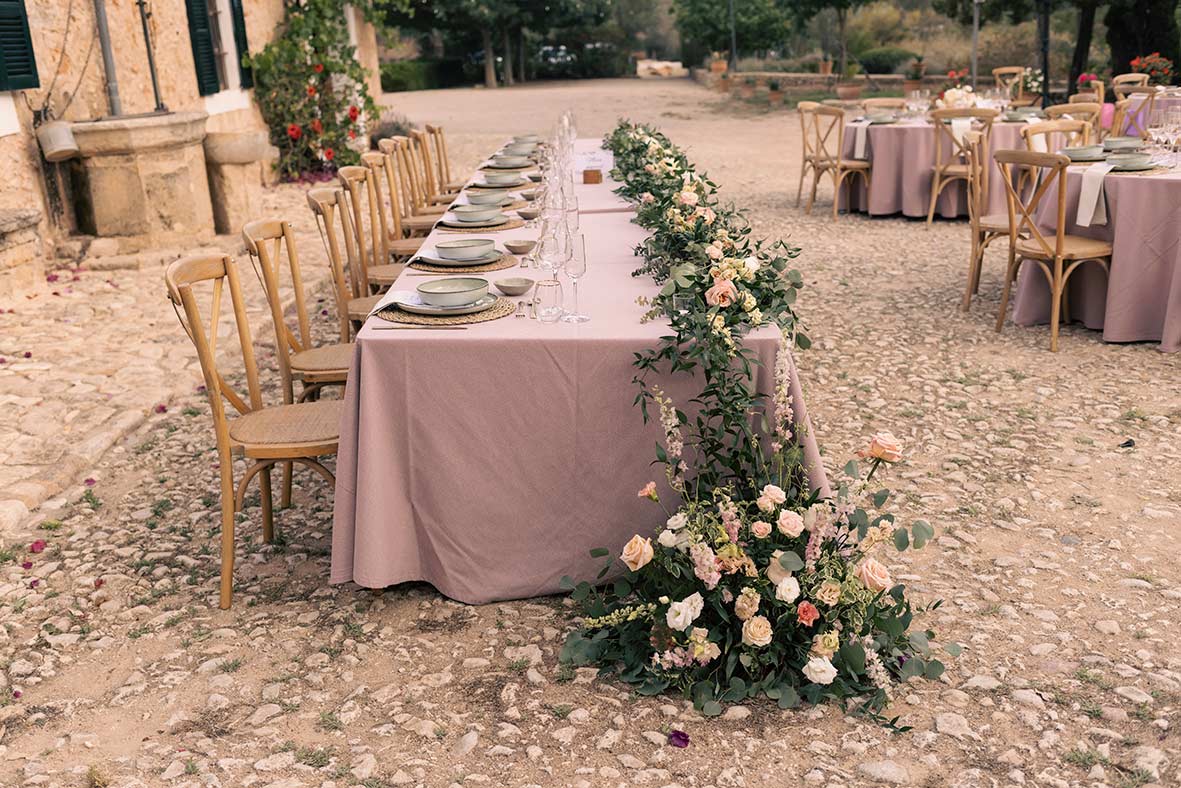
838, 121, 1028, 218
1011, 166, 1181, 352
330, 200, 830, 603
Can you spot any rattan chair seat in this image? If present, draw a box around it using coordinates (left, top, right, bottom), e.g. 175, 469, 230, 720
290, 343, 352, 382
229, 400, 342, 458
1016, 235, 1113, 260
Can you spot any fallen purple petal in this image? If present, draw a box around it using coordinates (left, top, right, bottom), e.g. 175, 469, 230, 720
668, 730, 690, 748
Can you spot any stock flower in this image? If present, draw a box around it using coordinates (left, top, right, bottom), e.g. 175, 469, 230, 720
777, 510, 804, 538
750, 520, 772, 538
796, 600, 820, 626
621, 535, 654, 571
666, 592, 704, 631
816, 580, 842, 606
803, 655, 838, 685
741, 615, 773, 647
855, 557, 892, 592
858, 432, 903, 463
704, 278, 737, 308
775, 576, 800, 603
638, 481, 658, 501
733, 587, 760, 621
812, 630, 840, 658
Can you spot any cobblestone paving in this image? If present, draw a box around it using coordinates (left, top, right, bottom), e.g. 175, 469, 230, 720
0, 79, 1178, 787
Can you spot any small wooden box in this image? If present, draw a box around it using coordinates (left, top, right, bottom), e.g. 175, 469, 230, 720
582, 169, 603, 184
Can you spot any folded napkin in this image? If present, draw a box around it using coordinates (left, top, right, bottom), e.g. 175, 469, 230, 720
1024, 116, 1047, 152
1076, 162, 1115, 227
848, 119, 871, 160
368, 289, 413, 318
950, 117, 972, 146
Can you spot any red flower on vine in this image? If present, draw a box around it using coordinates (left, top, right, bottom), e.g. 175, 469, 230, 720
348, 128, 356, 139
310, 118, 323, 134
348, 105, 360, 122
324, 148, 335, 161
286, 123, 302, 141
307, 85, 317, 97
313, 63, 324, 73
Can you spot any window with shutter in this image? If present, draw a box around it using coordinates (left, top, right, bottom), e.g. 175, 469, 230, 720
185, 0, 221, 96
0, 0, 39, 91
228, 0, 252, 89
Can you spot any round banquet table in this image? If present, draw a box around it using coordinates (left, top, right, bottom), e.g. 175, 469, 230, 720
838, 120, 1031, 219
1010, 165, 1181, 352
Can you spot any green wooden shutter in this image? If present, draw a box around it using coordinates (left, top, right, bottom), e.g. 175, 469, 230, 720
0, 0, 39, 91
228, 0, 252, 89
185, 0, 221, 96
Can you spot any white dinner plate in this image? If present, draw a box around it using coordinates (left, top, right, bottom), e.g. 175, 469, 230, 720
415, 248, 503, 267
439, 213, 509, 229
394, 293, 498, 316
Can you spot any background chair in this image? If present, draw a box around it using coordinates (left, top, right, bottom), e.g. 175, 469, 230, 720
165, 254, 340, 608
992, 150, 1112, 351
860, 98, 906, 112
961, 130, 1012, 311
1117, 87, 1157, 138
796, 101, 821, 207
1111, 72, 1150, 100
994, 66, 1036, 107
927, 107, 999, 224
1045, 102, 1101, 140
425, 124, 467, 193
804, 104, 872, 220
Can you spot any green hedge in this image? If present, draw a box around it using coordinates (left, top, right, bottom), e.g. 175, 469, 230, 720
380, 59, 466, 92
858, 46, 917, 75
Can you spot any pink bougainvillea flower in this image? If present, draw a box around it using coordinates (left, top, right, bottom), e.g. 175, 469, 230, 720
23, 351, 31, 358
12, 691, 20, 699
28, 579, 39, 588
94, 578, 105, 589
20, 561, 32, 570
84, 478, 96, 487
46, 273, 59, 283
29, 540, 46, 554
153, 403, 167, 414
667, 730, 690, 748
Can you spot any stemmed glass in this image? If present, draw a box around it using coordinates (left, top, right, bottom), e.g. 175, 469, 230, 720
1147, 110, 1166, 161
565, 194, 580, 235
537, 220, 571, 281
560, 234, 589, 323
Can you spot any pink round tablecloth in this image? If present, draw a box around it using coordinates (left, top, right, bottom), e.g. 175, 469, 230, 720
1011, 166, 1181, 352
838, 121, 1028, 219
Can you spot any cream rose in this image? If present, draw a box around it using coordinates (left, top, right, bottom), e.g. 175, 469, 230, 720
621, 535, 653, 572
775, 576, 800, 603
761, 485, 787, 506
855, 557, 892, 592
777, 510, 805, 538
766, 550, 792, 586
666, 592, 704, 631
802, 655, 838, 685
816, 579, 842, 606
666, 513, 688, 531
678, 190, 699, 206
811, 630, 840, 658
734, 587, 760, 621
741, 615, 773, 647
858, 432, 904, 463
751, 520, 772, 539
744, 256, 761, 275
705, 278, 738, 308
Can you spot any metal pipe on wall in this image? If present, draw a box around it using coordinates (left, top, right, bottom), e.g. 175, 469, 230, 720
91, 0, 121, 116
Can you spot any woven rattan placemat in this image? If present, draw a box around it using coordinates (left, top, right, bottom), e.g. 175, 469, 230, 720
436, 218, 526, 234
409, 254, 518, 274
374, 296, 516, 326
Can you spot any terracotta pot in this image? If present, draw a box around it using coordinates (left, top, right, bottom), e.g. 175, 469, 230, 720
768, 90, 783, 106
835, 83, 862, 100
709, 60, 728, 74
819, 60, 833, 76
718, 78, 730, 92
903, 79, 922, 94
739, 84, 755, 99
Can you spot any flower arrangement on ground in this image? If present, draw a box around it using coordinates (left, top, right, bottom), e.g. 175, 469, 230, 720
559, 122, 948, 725
1131, 53, 1175, 85
1020, 67, 1044, 96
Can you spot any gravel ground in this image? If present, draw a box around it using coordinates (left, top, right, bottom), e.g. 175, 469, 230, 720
0, 78, 1178, 788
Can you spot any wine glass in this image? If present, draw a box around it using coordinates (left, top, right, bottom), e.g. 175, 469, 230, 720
565, 194, 580, 235
560, 234, 589, 324
538, 220, 571, 281
1147, 109, 1166, 160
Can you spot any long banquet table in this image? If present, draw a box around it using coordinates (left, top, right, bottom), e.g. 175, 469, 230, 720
1011, 164, 1181, 352
330, 139, 830, 604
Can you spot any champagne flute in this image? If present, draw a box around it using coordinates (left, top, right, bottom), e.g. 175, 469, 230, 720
560, 234, 589, 324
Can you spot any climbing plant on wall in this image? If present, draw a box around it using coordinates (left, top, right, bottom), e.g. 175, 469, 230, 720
249, 0, 382, 180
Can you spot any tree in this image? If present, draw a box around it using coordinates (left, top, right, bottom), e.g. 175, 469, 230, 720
1104, 0, 1180, 75
380, 0, 512, 88
794, 0, 871, 76
671, 0, 790, 64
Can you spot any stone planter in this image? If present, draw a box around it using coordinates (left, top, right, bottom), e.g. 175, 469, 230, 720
203, 131, 270, 235
903, 79, 923, 94
836, 82, 863, 100
69, 111, 214, 247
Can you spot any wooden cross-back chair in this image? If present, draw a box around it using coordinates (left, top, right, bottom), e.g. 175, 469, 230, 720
860, 98, 906, 112
994, 66, 1034, 106
992, 149, 1113, 351
165, 254, 340, 608
803, 104, 872, 219
400, 134, 449, 218
926, 107, 999, 224
425, 124, 466, 193
356, 151, 412, 286
411, 128, 457, 205
307, 187, 381, 336
337, 165, 393, 326
1070, 80, 1105, 105
1117, 88, 1157, 138
961, 130, 1013, 311
376, 138, 438, 237
796, 101, 821, 208
1044, 102, 1101, 140
1111, 72, 1150, 100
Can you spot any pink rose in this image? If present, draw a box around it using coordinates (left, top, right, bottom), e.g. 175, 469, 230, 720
640, 192, 655, 204
756, 495, 774, 513
706, 244, 724, 261
777, 510, 804, 538
704, 278, 737, 308
638, 481, 658, 501
751, 520, 772, 538
855, 557, 892, 592
761, 485, 787, 505
620, 535, 654, 572
858, 432, 903, 463
678, 190, 699, 206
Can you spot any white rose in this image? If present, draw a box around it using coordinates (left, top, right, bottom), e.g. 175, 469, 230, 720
741, 615, 773, 647
666, 513, 688, 530
775, 576, 800, 604
666, 592, 704, 631
802, 656, 838, 685
657, 529, 679, 548
744, 256, 761, 274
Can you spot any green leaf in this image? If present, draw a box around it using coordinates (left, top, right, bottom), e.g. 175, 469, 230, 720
908, 630, 930, 655
872, 488, 890, 507
776, 685, 800, 709
944, 642, 963, 658
558, 575, 574, 591
843, 460, 859, 478
778, 551, 804, 572
893, 528, 910, 552
911, 520, 935, 550
839, 642, 866, 675
589, 547, 610, 558
613, 579, 632, 598
701, 700, 723, 717
924, 660, 945, 679
899, 657, 925, 680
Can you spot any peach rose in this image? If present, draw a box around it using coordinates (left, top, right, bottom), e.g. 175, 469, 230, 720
756, 495, 775, 513
705, 278, 738, 308
640, 192, 655, 204
858, 432, 903, 463
855, 557, 892, 592
621, 535, 653, 572
750, 520, 772, 539
678, 190, 699, 206
777, 510, 805, 538
706, 244, 724, 260
741, 615, 773, 647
